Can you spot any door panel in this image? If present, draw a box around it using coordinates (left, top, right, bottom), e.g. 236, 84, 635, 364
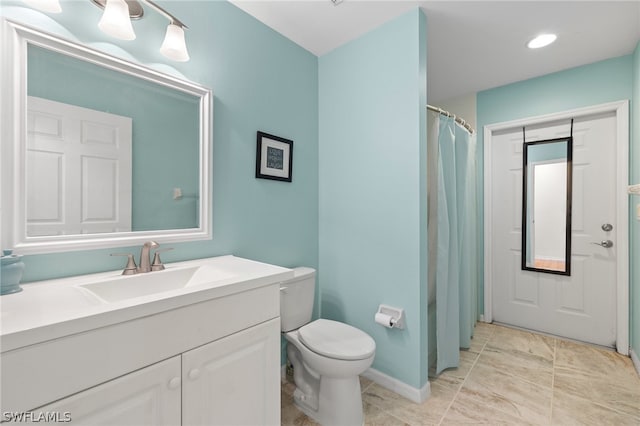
27, 96, 132, 236
491, 112, 617, 347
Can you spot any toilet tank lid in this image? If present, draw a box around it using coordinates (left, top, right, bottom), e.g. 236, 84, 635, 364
288, 267, 316, 281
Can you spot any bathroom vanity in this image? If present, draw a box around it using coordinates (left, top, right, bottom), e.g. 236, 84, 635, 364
0, 255, 291, 425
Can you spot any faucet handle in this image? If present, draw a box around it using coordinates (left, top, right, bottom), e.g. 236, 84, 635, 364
111, 253, 137, 275
151, 248, 174, 271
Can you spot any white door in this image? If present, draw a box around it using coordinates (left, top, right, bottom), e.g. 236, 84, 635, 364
182, 318, 280, 426
36, 356, 181, 425
27, 96, 132, 236
490, 111, 619, 347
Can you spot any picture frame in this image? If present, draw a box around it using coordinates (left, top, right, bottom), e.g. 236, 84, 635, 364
255, 131, 293, 182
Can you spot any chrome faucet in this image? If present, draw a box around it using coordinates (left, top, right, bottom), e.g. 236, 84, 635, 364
137, 241, 159, 273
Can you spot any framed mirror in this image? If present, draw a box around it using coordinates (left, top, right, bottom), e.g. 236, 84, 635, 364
1, 20, 212, 254
521, 136, 573, 275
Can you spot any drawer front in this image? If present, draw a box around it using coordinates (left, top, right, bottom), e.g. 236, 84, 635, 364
1, 284, 278, 412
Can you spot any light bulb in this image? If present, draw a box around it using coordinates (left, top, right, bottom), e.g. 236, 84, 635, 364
160, 23, 190, 62
98, 0, 136, 41
527, 33, 557, 49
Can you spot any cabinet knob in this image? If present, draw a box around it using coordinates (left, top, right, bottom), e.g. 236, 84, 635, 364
188, 368, 201, 380
168, 377, 181, 390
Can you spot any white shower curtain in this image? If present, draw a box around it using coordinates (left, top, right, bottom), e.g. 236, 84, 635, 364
429, 112, 479, 375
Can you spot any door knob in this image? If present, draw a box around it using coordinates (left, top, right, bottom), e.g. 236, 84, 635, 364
591, 240, 613, 248
601, 223, 613, 232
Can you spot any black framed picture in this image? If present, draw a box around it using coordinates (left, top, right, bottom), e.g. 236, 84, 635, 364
255, 131, 293, 182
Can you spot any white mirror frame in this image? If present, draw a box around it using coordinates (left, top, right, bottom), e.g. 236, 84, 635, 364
1, 20, 212, 254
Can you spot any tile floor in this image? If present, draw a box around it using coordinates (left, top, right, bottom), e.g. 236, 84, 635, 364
281, 323, 640, 425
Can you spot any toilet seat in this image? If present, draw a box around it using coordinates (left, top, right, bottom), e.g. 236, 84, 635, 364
298, 319, 376, 361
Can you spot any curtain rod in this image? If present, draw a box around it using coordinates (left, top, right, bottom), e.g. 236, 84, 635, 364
427, 104, 475, 134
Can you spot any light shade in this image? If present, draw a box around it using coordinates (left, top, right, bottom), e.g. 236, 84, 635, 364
98, 0, 136, 41
160, 24, 190, 62
22, 0, 62, 13
527, 33, 557, 49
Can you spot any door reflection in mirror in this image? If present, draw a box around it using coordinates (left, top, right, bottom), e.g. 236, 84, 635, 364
522, 137, 573, 275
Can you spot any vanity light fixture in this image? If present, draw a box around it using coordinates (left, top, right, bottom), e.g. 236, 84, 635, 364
22, 0, 61, 13
92, 0, 189, 61
25, 0, 190, 61
160, 23, 190, 62
97, 0, 137, 40
527, 33, 557, 49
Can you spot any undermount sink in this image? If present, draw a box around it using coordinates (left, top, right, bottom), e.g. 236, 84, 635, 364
79, 266, 232, 303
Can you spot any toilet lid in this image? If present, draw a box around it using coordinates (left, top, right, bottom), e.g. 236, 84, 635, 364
298, 319, 376, 361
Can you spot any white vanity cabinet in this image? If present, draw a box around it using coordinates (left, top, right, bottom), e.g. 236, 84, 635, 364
0, 257, 288, 426
36, 319, 280, 426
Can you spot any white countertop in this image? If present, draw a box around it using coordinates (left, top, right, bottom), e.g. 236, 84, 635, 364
0, 255, 293, 352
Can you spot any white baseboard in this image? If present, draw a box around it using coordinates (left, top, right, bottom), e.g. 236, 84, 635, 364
631, 349, 640, 377
361, 367, 430, 404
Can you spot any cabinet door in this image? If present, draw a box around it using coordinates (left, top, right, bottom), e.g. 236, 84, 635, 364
182, 318, 280, 426
35, 356, 181, 426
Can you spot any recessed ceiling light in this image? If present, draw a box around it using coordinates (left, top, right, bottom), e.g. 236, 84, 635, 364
527, 33, 557, 49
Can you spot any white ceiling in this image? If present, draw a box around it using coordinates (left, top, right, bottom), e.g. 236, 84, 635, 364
229, 1, 640, 102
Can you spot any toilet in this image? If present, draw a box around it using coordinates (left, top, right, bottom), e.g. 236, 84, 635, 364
280, 267, 376, 426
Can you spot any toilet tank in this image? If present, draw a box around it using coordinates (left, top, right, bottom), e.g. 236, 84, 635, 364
280, 267, 316, 332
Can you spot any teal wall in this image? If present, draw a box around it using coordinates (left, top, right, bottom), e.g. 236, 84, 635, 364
28, 44, 200, 231
1, 0, 319, 282
632, 41, 640, 358
478, 55, 635, 348
318, 9, 429, 389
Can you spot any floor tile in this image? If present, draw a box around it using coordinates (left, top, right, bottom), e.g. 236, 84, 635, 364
459, 363, 552, 424
478, 345, 553, 388
436, 349, 479, 381
555, 339, 638, 380
360, 375, 374, 393
467, 336, 487, 354
281, 322, 640, 425
488, 325, 556, 362
363, 401, 414, 426
552, 388, 640, 426
364, 376, 462, 426
362, 383, 411, 413
281, 389, 320, 426
472, 322, 495, 341
553, 365, 640, 419
441, 390, 539, 425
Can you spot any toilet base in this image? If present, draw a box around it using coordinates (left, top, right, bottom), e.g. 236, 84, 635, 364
293, 375, 364, 426
284, 326, 374, 426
